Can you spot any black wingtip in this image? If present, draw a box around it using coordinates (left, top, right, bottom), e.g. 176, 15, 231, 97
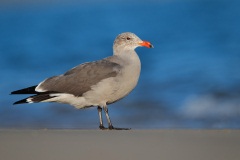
11, 85, 38, 94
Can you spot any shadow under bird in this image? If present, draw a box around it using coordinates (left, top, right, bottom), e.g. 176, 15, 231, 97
11, 32, 153, 130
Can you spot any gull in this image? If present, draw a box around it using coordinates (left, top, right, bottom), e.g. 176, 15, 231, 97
11, 32, 153, 130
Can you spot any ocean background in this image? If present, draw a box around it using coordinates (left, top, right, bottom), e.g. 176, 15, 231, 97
1, 0, 240, 129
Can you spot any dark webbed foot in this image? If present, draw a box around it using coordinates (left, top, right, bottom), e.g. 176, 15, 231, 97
98, 105, 131, 130
99, 125, 108, 130
108, 125, 131, 130
99, 125, 131, 130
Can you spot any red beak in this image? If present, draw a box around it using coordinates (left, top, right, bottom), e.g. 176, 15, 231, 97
139, 41, 154, 48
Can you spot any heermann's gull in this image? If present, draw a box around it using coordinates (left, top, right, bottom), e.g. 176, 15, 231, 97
11, 32, 153, 130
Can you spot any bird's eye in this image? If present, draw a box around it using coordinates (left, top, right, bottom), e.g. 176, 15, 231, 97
126, 37, 131, 40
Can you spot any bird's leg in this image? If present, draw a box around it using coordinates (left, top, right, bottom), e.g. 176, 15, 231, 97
103, 105, 113, 129
97, 106, 106, 130
103, 105, 130, 130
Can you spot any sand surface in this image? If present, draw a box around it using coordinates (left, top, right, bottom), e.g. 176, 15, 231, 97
0, 130, 239, 160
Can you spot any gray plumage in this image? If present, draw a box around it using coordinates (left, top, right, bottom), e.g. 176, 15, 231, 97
37, 58, 121, 97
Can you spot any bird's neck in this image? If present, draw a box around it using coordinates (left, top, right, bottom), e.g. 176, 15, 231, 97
114, 49, 141, 68
113, 45, 136, 56
113, 46, 123, 56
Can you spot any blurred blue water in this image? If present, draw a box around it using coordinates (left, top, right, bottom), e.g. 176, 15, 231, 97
1, 0, 240, 129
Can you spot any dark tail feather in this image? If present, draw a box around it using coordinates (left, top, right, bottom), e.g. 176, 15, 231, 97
13, 94, 57, 105
11, 85, 38, 94
30, 94, 56, 102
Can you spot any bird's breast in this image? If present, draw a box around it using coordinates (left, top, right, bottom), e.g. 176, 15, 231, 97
83, 52, 141, 105
107, 56, 141, 103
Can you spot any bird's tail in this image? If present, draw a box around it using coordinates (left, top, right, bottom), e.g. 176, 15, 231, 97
11, 85, 57, 105
13, 94, 56, 105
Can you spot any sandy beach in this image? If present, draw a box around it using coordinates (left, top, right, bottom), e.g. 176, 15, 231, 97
0, 129, 239, 160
